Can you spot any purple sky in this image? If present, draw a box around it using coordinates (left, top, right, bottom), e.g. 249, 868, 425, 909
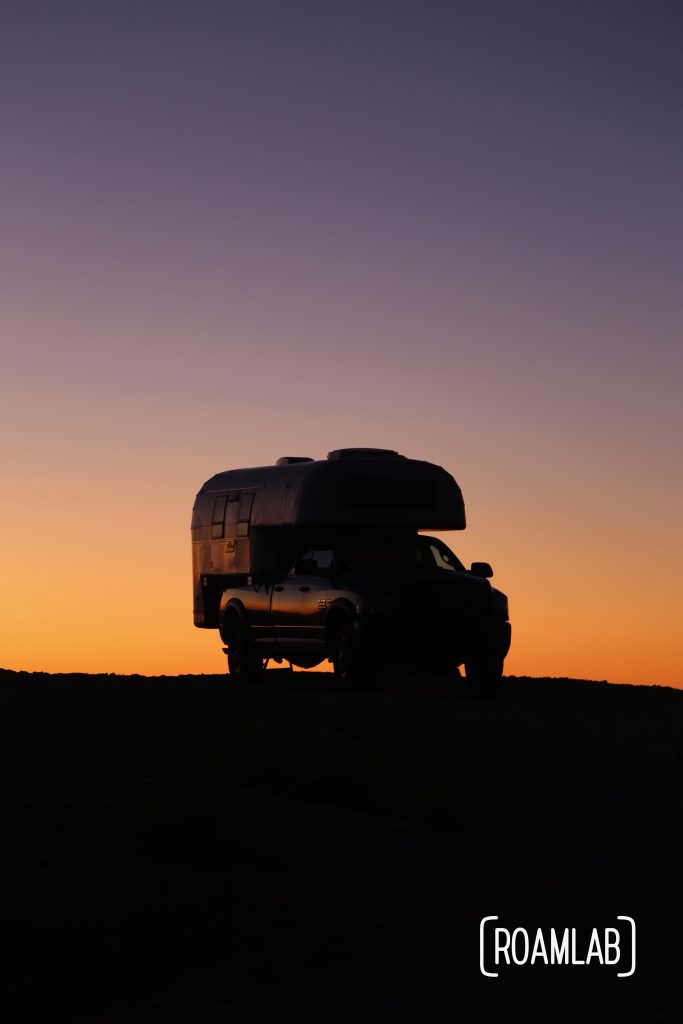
2, 1, 682, 681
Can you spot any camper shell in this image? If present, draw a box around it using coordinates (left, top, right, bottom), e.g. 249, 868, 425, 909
191, 449, 466, 627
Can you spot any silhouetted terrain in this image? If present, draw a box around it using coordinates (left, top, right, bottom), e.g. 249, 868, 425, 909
1, 668, 682, 1022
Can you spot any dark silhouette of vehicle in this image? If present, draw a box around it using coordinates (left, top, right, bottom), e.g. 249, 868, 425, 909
191, 448, 511, 690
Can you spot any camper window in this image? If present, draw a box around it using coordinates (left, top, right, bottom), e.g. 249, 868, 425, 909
211, 495, 227, 538
226, 493, 240, 526
343, 479, 434, 510
236, 492, 254, 537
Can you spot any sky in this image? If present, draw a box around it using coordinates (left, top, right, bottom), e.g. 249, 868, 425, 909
1, 0, 682, 685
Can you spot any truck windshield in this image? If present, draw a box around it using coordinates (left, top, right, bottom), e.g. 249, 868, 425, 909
335, 536, 464, 575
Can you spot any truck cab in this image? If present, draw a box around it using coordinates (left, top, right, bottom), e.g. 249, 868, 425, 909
218, 530, 510, 690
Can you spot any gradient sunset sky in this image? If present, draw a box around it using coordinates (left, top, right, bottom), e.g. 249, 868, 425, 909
2, 1, 682, 685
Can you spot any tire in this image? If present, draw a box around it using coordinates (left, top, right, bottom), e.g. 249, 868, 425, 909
225, 618, 262, 681
330, 619, 369, 690
464, 655, 504, 695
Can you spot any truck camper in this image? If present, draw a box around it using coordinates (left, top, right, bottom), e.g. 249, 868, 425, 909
191, 448, 510, 690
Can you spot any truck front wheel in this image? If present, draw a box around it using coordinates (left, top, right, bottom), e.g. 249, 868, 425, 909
225, 619, 262, 681
330, 620, 369, 691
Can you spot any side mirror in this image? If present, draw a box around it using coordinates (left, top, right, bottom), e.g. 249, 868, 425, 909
470, 561, 493, 579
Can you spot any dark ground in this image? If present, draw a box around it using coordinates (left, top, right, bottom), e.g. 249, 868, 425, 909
1, 666, 682, 1023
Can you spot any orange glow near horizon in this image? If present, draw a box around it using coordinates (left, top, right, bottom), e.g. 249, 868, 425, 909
1, 436, 681, 688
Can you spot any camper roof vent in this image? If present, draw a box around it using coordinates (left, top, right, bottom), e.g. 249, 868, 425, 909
276, 456, 314, 466
327, 448, 403, 461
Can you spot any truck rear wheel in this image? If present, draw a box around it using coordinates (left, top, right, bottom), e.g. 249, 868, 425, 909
464, 655, 503, 695
225, 619, 262, 682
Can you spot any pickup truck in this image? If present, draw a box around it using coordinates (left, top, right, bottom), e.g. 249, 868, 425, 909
218, 531, 511, 691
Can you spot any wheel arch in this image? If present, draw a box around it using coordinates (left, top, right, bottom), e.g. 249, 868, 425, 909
219, 598, 249, 643
324, 599, 356, 645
